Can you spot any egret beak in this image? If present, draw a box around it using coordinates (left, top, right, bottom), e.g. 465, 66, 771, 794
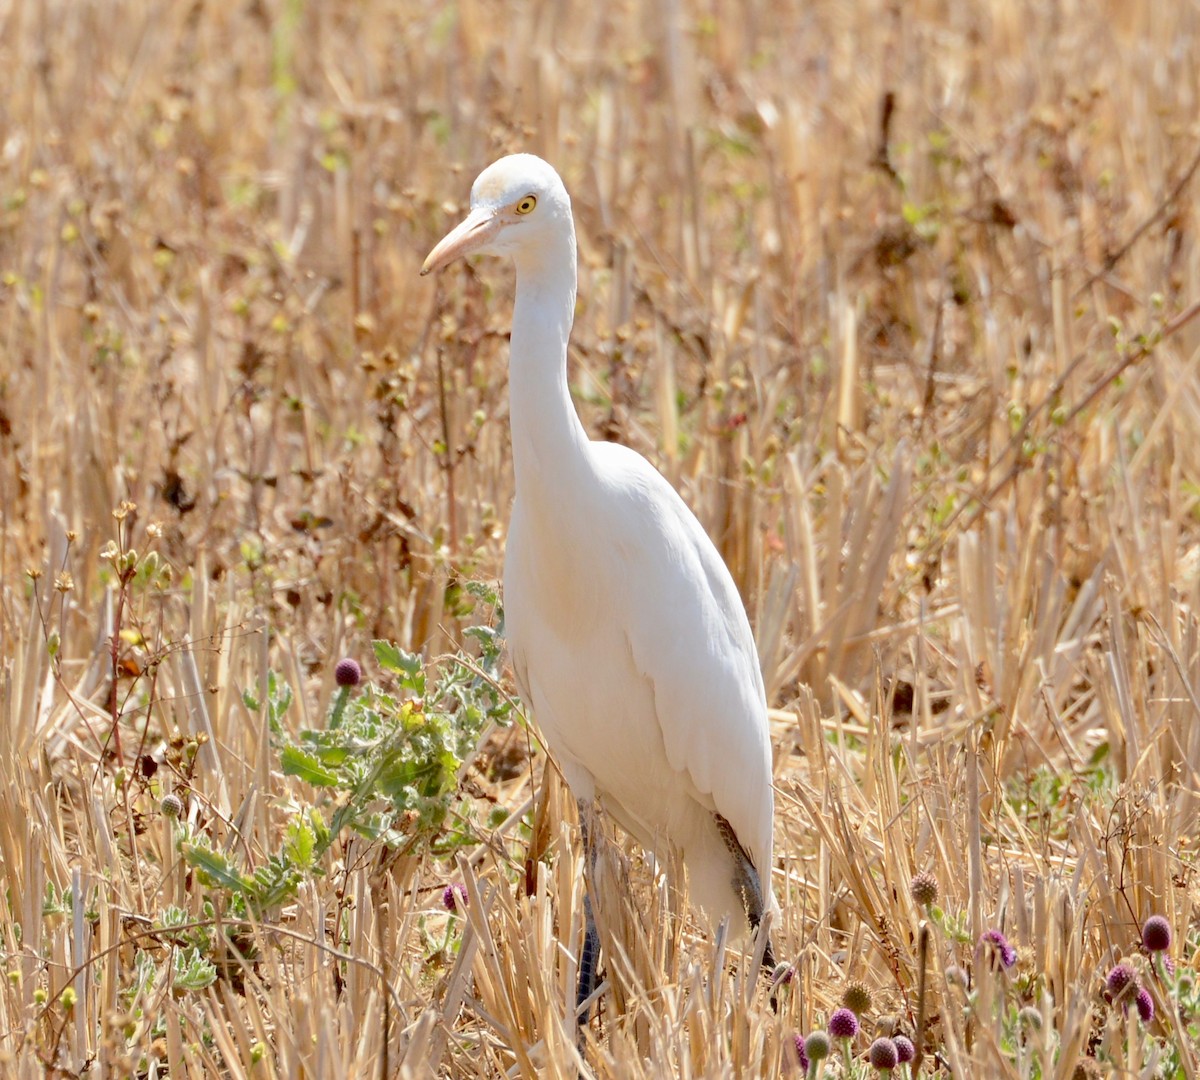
420, 206, 501, 275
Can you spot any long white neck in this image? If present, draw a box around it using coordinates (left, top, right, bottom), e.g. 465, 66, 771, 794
507, 226, 590, 497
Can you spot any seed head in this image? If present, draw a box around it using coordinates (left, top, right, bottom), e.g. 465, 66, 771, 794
828, 1007, 859, 1040
772, 961, 795, 988
909, 870, 939, 907
160, 793, 184, 819
979, 928, 1017, 970
803, 1031, 830, 1061
1019, 1006, 1043, 1031
442, 883, 467, 912
1141, 915, 1172, 954
945, 964, 969, 991
841, 979, 873, 1015
334, 657, 362, 688
1135, 987, 1154, 1024
868, 1037, 899, 1071
892, 1034, 915, 1063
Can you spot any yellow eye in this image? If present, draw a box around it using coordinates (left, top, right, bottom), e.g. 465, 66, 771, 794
515, 195, 537, 215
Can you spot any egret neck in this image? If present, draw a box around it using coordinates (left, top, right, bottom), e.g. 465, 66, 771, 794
507, 229, 589, 498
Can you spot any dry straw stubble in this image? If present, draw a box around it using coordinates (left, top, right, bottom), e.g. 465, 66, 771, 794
1, 0, 1199, 1076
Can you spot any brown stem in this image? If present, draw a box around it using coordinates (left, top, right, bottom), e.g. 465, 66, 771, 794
107, 579, 127, 767
436, 349, 457, 556
913, 923, 929, 1075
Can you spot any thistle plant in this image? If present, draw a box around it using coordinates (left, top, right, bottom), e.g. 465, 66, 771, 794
772, 961, 796, 990
1105, 962, 1137, 1007
842, 979, 873, 1016
183, 595, 510, 917
829, 1007, 859, 1075
1142, 914, 1173, 980
159, 792, 184, 819
442, 883, 468, 913
909, 871, 939, 910
329, 656, 362, 729
1142, 915, 1172, 954
790, 1033, 809, 1074
978, 928, 1017, 972
1018, 1005, 1042, 1036
868, 1036, 898, 1074
802, 1031, 829, 1079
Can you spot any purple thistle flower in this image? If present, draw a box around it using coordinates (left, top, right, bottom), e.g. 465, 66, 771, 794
1142, 915, 1172, 954
979, 928, 1017, 969
893, 1034, 915, 1063
1136, 987, 1154, 1024
829, 1007, 860, 1040
1104, 964, 1132, 998
791, 1033, 809, 1071
868, 1037, 899, 1071
1105, 961, 1137, 1002
442, 882, 467, 912
334, 657, 362, 688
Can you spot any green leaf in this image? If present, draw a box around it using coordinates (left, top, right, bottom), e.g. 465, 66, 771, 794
284, 817, 316, 869
280, 746, 338, 786
172, 946, 217, 992
315, 744, 351, 767
372, 639, 418, 675
309, 808, 331, 848
462, 579, 499, 605
183, 843, 252, 893
267, 672, 294, 726
373, 639, 425, 693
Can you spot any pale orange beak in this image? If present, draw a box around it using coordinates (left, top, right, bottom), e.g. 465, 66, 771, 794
420, 206, 501, 275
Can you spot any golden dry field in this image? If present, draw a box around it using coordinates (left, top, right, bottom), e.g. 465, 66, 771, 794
1, 0, 1199, 1075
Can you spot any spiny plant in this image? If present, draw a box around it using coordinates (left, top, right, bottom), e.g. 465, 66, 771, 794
924, 914, 1200, 1077
181, 585, 511, 915
28, 578, 513, 1071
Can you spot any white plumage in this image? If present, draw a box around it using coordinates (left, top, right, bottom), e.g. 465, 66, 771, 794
423, 153, 776, 950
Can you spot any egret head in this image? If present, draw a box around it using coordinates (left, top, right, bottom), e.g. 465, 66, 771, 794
421, 154, 572, 275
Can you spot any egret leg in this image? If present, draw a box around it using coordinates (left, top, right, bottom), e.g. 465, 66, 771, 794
577, 893, 600, 1016
714, 813, 776, 970
575, 800, 601, 1028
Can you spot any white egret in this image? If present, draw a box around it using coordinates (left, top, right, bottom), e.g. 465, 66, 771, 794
422, 154, 777, 1012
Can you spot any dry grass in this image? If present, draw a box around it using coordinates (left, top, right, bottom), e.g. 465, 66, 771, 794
2, 0, 1200, 1075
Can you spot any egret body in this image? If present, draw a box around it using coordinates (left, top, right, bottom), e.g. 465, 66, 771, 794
422, 154, 777, 992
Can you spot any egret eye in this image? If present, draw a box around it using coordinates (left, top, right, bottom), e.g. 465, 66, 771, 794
515, 195, 537, 215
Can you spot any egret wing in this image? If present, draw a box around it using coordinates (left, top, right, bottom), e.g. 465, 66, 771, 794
594, 443, 775, 877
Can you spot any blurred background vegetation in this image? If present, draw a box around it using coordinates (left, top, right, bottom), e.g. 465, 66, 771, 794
1, 0, 1198, 1075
